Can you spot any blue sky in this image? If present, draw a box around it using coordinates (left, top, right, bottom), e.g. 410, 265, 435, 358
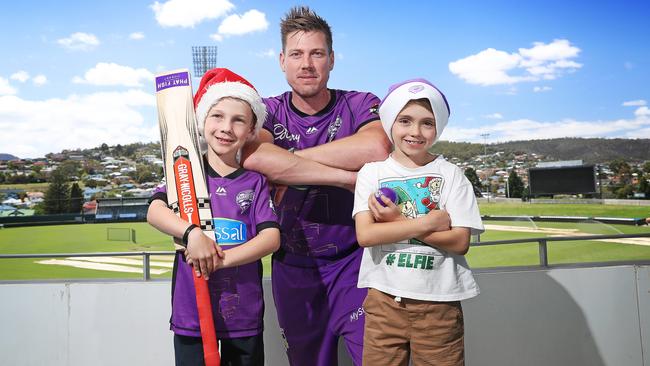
1, 0, 649, 158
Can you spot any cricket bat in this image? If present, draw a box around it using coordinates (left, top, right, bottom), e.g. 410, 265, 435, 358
155, 69, 220, 366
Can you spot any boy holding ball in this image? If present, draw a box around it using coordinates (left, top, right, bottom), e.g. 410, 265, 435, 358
353, 79, 484, 366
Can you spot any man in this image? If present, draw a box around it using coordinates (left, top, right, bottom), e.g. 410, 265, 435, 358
242, 6, 390, 366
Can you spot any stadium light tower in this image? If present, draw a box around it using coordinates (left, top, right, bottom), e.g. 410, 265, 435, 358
191, 46, 218, 77
480, 133, 490, 201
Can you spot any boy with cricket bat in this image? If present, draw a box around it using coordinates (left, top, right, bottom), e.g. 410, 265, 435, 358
148, 68, 280, 366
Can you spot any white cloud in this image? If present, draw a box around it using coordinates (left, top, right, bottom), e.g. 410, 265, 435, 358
73, 63, 154, 87
10, 71, 30, 83
622, 99, 646, 107
449, 39, 581, 86
448, 48, 530, 86
151, 0, 234, 28
533, 86, 552, 93
483, 113, 503, 120
0, 78, 17, 96
442, 108, 650, 144
57, 32, 100, 51
255, 48, 275, 58
32, 75, 48, 86
635, 106, 650, 117
0, 90, 157, 158
518, 39, 580, 62
129, 32, 145, 40
211, 9, 268, 40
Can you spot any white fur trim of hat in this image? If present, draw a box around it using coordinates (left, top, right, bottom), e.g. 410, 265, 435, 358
193, 68, 267, 154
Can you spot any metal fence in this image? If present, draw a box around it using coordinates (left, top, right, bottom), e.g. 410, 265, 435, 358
2, 232, 650, 280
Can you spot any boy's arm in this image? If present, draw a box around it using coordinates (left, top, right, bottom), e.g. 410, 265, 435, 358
242, 129, 356, 190
355, 211, 433, 247
147, 199, 223, 279
295, 121, 391, 171
355, 195, 450, 247
414, 227, 472, 256
217, 228, 280, 269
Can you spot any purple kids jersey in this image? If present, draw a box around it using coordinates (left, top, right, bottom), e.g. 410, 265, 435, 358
151, 162, 279, 339
263, 89, 380, 263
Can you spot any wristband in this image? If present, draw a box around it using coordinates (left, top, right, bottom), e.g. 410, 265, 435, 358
181, 224, 200, 247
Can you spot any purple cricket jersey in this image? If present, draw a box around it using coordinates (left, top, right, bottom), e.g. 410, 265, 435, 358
151, 163, 279, 339
263, 89, 380, 264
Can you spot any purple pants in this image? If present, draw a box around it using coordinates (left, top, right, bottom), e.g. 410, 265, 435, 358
271, 247, 367, 366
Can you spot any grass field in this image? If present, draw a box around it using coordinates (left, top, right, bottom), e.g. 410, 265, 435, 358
0, 182, 51, 191
478, 201, 649, 218
1, 202, 649, 280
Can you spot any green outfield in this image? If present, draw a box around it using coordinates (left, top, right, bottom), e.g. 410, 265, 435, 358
1, 202, 649, 280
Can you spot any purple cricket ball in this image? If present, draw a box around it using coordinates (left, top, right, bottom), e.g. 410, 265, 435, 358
375, 187, 398, 207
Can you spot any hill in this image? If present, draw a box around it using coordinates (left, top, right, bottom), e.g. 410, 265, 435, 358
0, 153, 19, 161
434, 138, 650, 163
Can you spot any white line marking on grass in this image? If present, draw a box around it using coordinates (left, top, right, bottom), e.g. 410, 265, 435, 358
74, 256, 174, 268
485, 224, 650, 246
36, 259, 169, 274
484, 225, 579, 234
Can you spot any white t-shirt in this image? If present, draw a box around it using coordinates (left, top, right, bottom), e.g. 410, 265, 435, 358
352, 155, 484, 301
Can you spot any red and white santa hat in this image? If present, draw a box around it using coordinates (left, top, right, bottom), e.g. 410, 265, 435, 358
193, 68, 267, 139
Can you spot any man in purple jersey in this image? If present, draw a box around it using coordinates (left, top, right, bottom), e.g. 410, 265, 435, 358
242, 6, 391, 366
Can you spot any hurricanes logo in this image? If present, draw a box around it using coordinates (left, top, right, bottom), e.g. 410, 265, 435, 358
235, 189, 254, 213
327, 115, 342, 142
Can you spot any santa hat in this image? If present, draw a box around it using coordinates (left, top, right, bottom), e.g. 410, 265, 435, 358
194, 68, 267, 141
378, 78, 450, 144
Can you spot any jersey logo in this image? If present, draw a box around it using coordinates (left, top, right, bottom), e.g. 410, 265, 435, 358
327, 115, 342, 142
306, 126, 318, 135
235, 189, 254, 213
212, 218, 247, 246
273, 124, 300, 142
214, 186, 227, 196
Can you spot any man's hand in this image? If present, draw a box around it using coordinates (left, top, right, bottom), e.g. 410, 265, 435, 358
368, 193, 403, 223
184, 227, 224, 280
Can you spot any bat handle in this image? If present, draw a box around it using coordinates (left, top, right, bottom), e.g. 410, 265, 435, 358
193, 273, 221, 366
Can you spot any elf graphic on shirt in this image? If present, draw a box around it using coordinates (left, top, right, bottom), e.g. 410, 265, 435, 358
415, 176, 443, 212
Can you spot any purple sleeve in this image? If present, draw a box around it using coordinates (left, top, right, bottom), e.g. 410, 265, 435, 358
351, 92, 381, 132
148, 184, 168, 204
262, 97, 278, 134
251, 174, 280, 233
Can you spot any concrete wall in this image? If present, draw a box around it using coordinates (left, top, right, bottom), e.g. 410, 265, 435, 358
1, 265, 648, 366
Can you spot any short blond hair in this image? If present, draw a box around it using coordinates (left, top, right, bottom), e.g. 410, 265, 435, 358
280, 6, 332, 53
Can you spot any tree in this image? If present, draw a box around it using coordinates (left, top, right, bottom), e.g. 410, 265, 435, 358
69, 183, 83, 213
58, 160, 81, 179
43, 170, 70, 214
639, 175, 650, 199
464, 167, 483, 197
507, 170, 525, 198
615, 184, 634, 199
609, 159, 632, 185
85, 179, 98, 188
644, 161, 650, 175
100, 143, 109, 153
136, 164, 155, 183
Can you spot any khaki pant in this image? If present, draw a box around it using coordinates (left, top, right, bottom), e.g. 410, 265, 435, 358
362, 288, 464, 366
